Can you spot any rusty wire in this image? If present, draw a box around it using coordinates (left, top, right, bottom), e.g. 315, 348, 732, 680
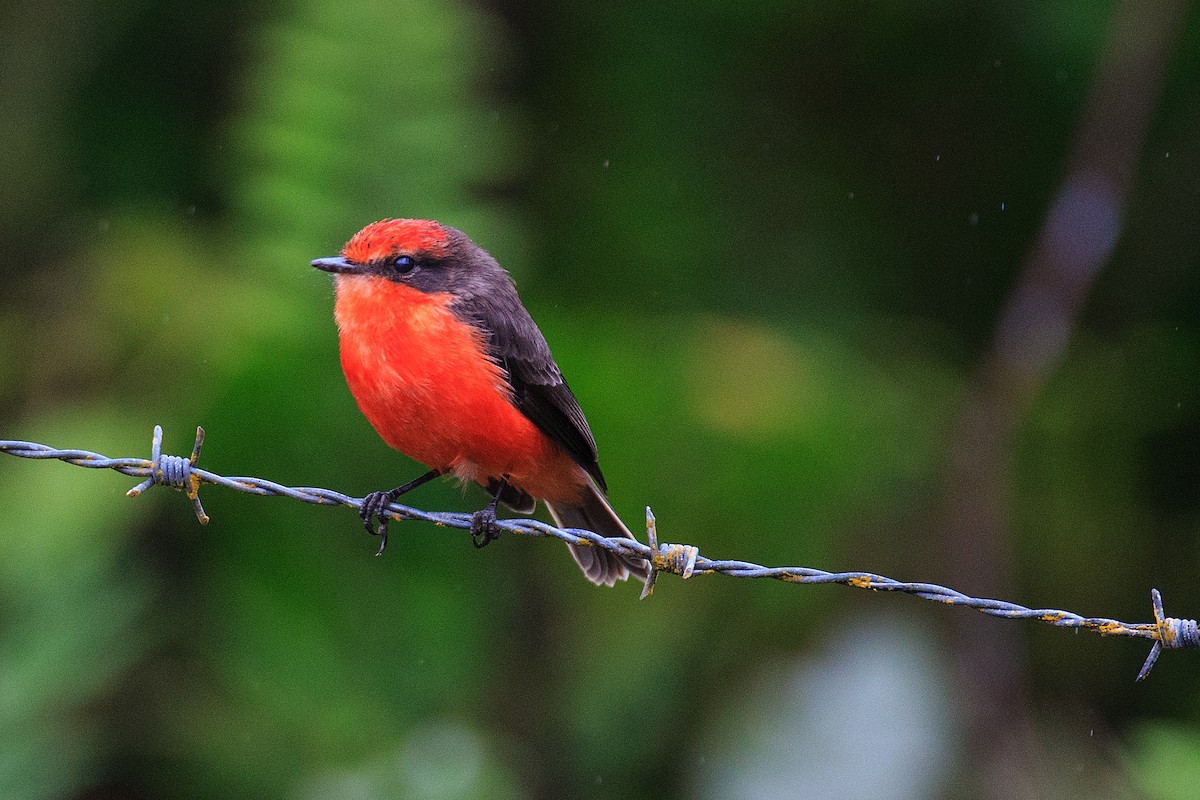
2, 424, 1196, 681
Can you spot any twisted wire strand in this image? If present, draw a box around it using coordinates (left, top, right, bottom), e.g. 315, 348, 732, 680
1, 424, 1195, 680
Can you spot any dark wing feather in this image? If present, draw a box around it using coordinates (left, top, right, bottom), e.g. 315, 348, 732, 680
446, 232, 607, 492
505, 363, 607, 493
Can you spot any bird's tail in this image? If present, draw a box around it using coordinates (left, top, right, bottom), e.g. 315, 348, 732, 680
545, 481, 650, 587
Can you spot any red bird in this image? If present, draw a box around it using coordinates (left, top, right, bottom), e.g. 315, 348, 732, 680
313, 219, 649, 586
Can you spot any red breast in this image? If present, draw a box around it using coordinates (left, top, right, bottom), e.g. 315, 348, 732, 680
331, 269, 587, 504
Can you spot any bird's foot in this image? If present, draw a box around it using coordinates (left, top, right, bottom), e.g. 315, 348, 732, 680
360, 489, 401, 556
470, 506, 503, 549
356, 469, 443, 557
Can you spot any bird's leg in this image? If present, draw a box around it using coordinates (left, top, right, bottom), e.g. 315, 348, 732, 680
361, 468, 442, 555
471, 479, 508, 549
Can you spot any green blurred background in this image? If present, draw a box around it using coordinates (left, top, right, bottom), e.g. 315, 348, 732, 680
2, 1, 1199, 798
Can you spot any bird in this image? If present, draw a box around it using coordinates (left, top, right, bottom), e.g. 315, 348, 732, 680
312, 218, 649, 586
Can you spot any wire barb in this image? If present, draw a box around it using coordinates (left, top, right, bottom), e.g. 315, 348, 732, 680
1137, 588, 1200, 681
0, 423, 1195, 680
640, 506, 698, 601
126, 425, 209, 523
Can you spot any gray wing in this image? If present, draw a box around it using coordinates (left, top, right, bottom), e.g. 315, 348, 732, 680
448, 250, 608, 493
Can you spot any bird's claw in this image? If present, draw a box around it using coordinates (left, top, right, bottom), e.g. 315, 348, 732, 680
360, 490, 397, 555
470, 507, 502, 549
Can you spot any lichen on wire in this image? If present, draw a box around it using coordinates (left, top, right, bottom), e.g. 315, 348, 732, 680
2, 424, 1196, 681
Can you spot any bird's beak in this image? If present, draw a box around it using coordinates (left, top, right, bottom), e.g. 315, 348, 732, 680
311, 256, 362, 274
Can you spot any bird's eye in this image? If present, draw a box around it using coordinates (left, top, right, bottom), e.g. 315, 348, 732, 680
393, 255, 417, 274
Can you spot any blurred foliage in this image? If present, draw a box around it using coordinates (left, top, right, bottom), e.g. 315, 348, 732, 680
1, 0, 1199, 798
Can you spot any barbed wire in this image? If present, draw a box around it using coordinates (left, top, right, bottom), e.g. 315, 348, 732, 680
2, 424, 1196, 681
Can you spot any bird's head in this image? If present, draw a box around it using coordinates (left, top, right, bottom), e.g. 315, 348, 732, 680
312, 218, 477, 295
313, 217, 525, 339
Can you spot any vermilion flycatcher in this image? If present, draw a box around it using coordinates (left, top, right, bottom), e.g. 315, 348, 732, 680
313, 219, 649, 586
